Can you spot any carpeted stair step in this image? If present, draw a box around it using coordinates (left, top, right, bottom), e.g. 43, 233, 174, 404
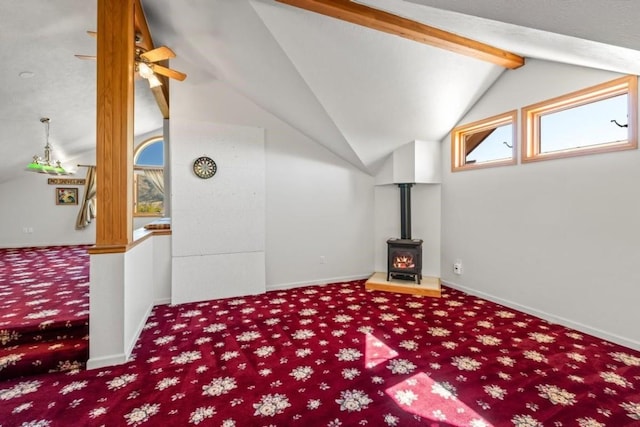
0, 319, 88, 349
0, 336, 88, 381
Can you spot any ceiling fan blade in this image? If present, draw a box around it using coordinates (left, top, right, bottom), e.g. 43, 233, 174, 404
75, 54, 96, 60
140, 46, 176, 63
151, 64, 187, 81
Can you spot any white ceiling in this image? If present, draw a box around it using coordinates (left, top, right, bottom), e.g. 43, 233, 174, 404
1, 0, 639, 183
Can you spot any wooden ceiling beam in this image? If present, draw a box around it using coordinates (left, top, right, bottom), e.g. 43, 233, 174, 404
464, 128, 494, 156
134, 0, 170, 118
134, 0, 154, 52
275, 0, 525, 69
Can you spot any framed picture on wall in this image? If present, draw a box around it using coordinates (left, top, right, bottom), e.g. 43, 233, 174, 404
56, 187, 78, 205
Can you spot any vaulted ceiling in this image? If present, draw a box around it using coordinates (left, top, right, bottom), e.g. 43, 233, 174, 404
1, 0, 639, 182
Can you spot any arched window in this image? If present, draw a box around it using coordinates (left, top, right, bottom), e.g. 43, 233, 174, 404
133, 137, 164, 216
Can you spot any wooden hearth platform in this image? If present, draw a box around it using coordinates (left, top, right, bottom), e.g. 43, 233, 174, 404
365, 272, 441, 297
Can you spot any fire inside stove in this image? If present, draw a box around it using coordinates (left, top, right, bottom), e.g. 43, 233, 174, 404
393, 254, 415, 269
387, 239, 422, 284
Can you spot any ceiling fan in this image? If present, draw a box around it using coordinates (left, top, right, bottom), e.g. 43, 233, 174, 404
75, 31, 187, 86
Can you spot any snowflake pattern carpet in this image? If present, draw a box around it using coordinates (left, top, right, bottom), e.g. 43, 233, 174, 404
0, 280, 639, 426
0, 246, 90, 380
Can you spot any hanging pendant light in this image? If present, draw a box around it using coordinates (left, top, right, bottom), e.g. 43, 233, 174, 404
26, 117, 72, 175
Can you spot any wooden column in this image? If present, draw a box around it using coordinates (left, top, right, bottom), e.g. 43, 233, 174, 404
93, 0, 135, 253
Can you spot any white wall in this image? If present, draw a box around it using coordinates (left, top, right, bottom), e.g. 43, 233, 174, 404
88, 233, 171, 369
153, 233, 172, 305
0, 152, 96, 248
170, 120, 266, 303
123, 240, 161, 357
170, 80, 375, 292
441, 59, 640, 349
88, 252, 125, 369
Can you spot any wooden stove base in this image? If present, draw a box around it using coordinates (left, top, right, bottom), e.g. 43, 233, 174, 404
365, 272, 441, 297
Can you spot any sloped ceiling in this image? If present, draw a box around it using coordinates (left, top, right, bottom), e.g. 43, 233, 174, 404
1, 0, 640, 183
404, 0, 640, 52
363, 0, 640, 75
250, 1, 503, 172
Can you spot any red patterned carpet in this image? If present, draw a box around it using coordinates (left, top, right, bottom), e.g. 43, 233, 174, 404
0, 246, 90, 380
0, 279, 639, 426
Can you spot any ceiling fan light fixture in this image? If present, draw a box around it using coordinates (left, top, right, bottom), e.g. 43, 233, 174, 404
26, 118, 72, 176
147, 74, 162, 88
137, 62, 154, 79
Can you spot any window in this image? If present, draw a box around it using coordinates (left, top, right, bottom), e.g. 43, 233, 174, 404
522, 75, 637, 163
134, 137, 164, 217
451, 110, 517, 172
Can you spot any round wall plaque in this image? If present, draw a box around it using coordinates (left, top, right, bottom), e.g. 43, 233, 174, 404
193, 156, 217, 179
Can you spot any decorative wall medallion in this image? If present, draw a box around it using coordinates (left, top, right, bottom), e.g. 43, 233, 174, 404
193, 156, 217, 179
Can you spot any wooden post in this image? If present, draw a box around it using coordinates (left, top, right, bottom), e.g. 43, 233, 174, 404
93, 0, 135, 253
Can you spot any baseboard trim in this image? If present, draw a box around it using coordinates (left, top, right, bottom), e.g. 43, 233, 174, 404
154, 297, 171, 306
443, 280, 640, 351
87, 353, 128, 370
267, 274, 371, 292
88, 302, 156, 369
125, 303, 155, 358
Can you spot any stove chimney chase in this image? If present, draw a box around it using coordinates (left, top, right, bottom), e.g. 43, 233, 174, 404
399, 183, 412, 239
387, 183, 423, 284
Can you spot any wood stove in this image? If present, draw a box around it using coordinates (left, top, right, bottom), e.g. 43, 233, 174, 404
387, 183, 423, 284
387, 238, 422, 283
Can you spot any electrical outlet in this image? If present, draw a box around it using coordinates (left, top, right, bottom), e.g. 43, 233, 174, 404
320, 256, 326, 264
453, 260, 463, 275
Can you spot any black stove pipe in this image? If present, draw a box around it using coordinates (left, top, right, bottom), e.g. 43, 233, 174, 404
399, 183, 413, 240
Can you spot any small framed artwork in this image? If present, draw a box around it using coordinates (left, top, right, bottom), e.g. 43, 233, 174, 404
56, 187, 78, 205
